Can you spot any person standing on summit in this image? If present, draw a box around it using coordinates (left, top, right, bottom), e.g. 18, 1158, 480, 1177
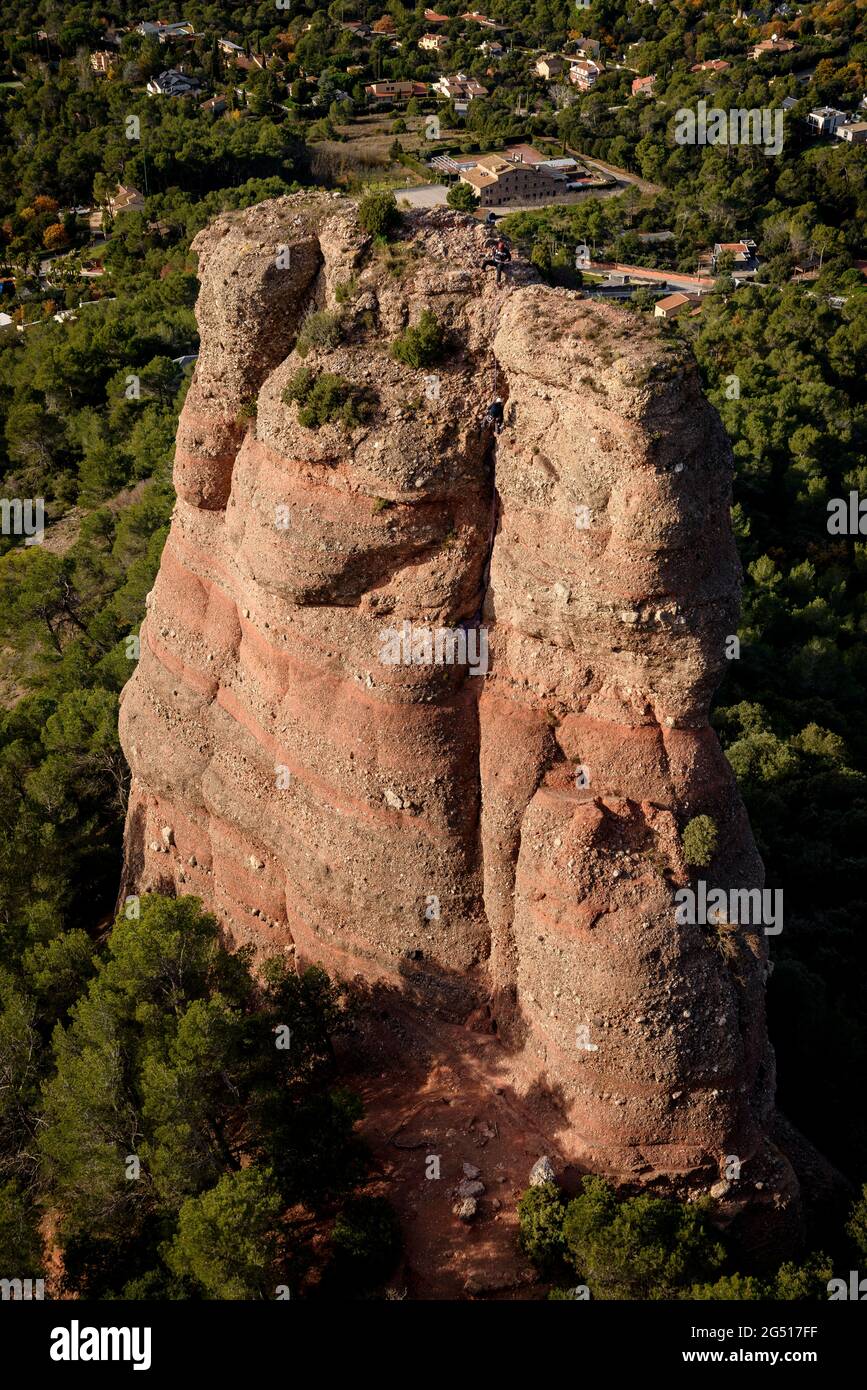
482, 237, 512, 285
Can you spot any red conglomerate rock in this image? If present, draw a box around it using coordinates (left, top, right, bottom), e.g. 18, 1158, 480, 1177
118, 193, 800, 1241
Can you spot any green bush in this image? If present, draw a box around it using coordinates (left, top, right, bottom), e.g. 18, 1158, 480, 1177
446, 182, 479, 212
688, 1255, 832, 1301
282, 368, 375, 430
283, 366, 315, 404
358, 188, 400, 239
166, 1167, 282, 1300
521, 1175, 836, 1302
334, 278, 357, 304
390, 309, 448, 369
681, 814, 719, 867
295, 309, 344, 358
517, 1181, 567, 1270
561, 1177, 725, 1300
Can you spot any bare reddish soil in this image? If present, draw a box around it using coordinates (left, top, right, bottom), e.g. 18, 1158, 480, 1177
336, 998, 570, 1300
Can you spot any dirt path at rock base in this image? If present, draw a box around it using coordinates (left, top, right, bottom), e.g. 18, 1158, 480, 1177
337, 1001, 572, 1300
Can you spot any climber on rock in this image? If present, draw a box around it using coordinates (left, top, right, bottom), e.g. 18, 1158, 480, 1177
481, 238, 512, 285
482, 397, 505, 435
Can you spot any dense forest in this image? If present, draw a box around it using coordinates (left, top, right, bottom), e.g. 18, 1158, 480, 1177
0, 0, 865, 1299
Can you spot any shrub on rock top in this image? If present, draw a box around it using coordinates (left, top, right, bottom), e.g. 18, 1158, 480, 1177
390, 309, 447, 369
283, 368, 375, 430
358, 188, 400, 239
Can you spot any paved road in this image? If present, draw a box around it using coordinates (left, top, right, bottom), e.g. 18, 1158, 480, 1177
397, 183, 449, 208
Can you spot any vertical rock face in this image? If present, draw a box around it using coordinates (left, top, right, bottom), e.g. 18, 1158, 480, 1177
119, 194, 797, 1223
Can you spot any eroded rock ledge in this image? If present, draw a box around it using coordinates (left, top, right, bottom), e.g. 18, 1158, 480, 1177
119, 193, 799, 1236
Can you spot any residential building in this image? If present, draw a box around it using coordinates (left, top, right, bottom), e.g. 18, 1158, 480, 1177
364, 79, 429, 102
478, 40, 505, 57
110, 184, 145, 216
433, 73, 488, 101
539, 156, 581, 178
712, 239, 759, 274
459, 152, 566, 206
654, 292, 694, 319
146, 69, 201, 97
499, 143, 546, 164
235, 52, 266, 73
535, 55, 565, 80
574, 37, 601, 58
424, 8, 450, 20
690, 59, 730, 73
570, 59, 601, 90
750, 36, 798, 59
807, 106, 848, 135
836, 122, 867, 143
218, 39, 265, 70
90, 50, 120, 75
201, 95, 228, 114
461, 11, 499, 26
631, 74, 656, 96
137, 20, 195, 42
419, 34, 449, 52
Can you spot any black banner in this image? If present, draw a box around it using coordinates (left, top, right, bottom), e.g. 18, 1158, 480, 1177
4, 1298, 863, 1377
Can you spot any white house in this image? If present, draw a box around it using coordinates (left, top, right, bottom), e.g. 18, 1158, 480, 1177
137, 20, 195, 42
433, 73, 488, 101
807, 106, 848, 135
146, 69, 201, 97
570, 59, 600, 89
